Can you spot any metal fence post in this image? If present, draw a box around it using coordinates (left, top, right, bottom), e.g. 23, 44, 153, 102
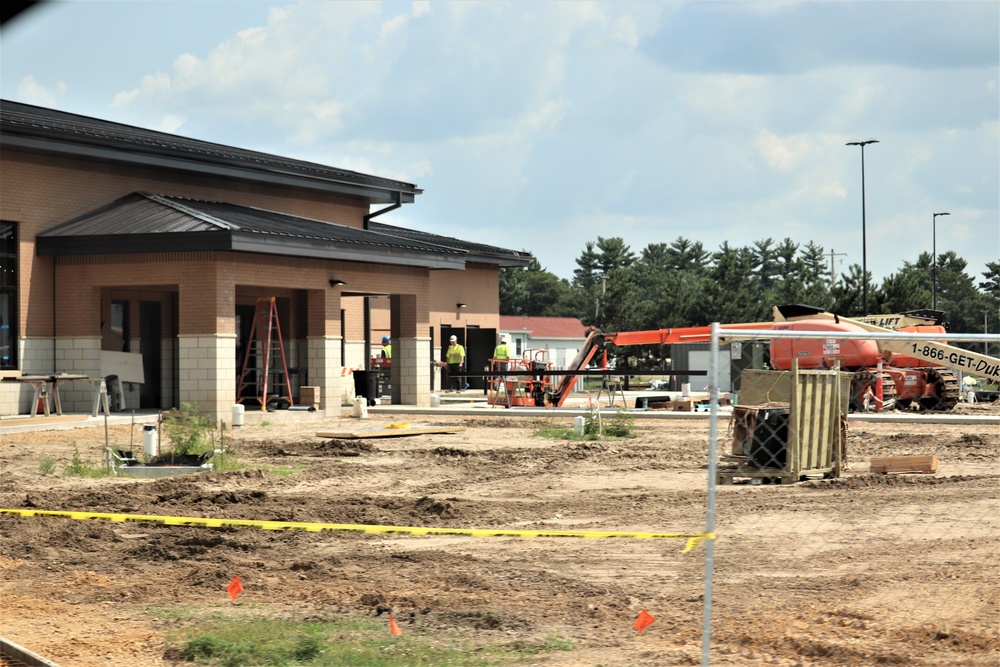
701, 322, 720, 666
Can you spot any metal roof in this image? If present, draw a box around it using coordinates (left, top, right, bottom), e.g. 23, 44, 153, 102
36, 193, 469, 269
6, 99, 533, 269
0, 99, 420, 204
369, 221, 531, 268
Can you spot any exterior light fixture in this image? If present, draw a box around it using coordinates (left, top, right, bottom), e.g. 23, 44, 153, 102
329, 278, 346, 287
932, 212, 950, 310
846, 138, 879, 315
456, 303, 467, 309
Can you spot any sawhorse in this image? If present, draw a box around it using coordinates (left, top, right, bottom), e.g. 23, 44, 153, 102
88, 378, 111, 417
595, 376, 626, 407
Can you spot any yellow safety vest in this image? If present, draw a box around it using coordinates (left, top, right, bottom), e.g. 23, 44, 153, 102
446, 344, 465, 364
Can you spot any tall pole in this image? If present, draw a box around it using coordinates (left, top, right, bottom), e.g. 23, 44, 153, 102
828, 248, 847, 287
846, 139, 878, 315
932, 212, 950, 310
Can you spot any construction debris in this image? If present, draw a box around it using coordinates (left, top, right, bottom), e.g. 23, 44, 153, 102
316, 425, 466, 439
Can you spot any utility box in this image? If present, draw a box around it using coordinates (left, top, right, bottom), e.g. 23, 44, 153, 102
729, 340, 768, 391
721, 364, 850, 485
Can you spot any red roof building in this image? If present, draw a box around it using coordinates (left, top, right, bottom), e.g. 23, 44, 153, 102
499, 316, 588, 369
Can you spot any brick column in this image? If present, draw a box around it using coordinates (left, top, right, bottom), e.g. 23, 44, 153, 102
178, 269, 235, 423
306, 288, 342, 415
177, 335, 236, 421
391, 294, 430, 407
49, 280, 102, 414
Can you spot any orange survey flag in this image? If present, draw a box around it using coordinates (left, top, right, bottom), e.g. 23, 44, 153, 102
388, 612, 403, 636
633, 609, 655, 632
227, 576, 243, 601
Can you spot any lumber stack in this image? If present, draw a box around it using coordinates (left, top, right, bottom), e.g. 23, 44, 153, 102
648, 399, 694, 412
869, 455, 938, 475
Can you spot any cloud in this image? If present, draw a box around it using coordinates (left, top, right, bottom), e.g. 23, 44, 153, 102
755, 130, 814, 171
12, 0, 991, 285
109, 2, 381, 137
15, 75, 66, 107
642, 2, 999, 74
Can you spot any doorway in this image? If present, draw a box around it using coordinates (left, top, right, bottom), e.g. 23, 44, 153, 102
139, 301, 161, 408
465, 327, 497, 391
235, 304, 257, 401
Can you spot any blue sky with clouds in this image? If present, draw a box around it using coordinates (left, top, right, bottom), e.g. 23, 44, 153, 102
2, 1, 997, 286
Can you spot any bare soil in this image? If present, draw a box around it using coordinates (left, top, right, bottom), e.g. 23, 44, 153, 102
1, 400, 998, 666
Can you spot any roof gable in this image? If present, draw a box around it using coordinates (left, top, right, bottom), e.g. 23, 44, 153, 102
6, 99, 533, 269
1, 99, 419, 204
36, 192, 468, 269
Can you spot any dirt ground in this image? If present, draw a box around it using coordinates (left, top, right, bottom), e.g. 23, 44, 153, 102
1, 400, 998, 667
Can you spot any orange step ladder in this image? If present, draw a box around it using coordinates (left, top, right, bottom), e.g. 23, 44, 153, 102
237, 297, 294, 411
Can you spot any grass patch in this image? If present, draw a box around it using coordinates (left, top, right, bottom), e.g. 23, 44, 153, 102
533, 403, 636, 441
163, 402, 215, 457
533, 421, 601, 441
63, 444, 109, 477
164, 612, 572, 666
39, 458, 56, 475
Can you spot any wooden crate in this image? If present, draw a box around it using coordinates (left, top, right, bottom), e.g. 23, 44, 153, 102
738, 368, 852, 408
719, 364, 849, 485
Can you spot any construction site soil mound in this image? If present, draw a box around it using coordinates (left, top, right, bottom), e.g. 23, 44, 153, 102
1, 400, 998, 666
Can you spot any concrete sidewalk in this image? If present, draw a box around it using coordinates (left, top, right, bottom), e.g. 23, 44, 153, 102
2, 391, 995, 435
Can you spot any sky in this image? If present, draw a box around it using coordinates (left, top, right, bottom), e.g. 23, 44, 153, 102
2, 0, 998, 287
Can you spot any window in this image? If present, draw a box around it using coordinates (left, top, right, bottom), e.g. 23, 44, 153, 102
0, 222, 17, 370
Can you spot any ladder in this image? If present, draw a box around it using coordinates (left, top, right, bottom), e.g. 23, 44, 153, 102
237, 297, 293, 411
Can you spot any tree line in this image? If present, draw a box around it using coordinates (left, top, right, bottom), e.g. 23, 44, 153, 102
500, 236, 1000, 340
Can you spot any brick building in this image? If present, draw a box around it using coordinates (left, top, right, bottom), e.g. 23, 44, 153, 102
0, 100, 529, 421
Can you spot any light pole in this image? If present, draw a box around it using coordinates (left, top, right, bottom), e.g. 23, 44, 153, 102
932, 212, 950, 310
846, 139, 878, 315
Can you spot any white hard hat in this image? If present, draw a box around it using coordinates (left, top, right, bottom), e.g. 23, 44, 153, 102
449, 335, 457, 342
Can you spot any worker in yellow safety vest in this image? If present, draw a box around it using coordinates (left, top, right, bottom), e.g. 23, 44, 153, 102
445, 335, 465, 392
380, 336, 392, 359
493, 336, 510, 372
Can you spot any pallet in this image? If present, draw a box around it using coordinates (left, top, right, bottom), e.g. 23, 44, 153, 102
717, 467, 797, 485
717, 465, 835, 485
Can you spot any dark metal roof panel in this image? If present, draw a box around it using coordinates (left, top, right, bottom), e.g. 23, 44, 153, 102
368, 221, 532, 266
40, 194, 228, 237
37, 193, 468, 266
1, 99, 422, 199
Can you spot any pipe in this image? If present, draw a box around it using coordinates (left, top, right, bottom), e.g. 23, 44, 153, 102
363, 296, 371, 370
363, 191, 402, 230
51, 257, 57, 371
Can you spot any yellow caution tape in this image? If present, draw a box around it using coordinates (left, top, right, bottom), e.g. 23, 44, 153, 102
0, 508, 714, 552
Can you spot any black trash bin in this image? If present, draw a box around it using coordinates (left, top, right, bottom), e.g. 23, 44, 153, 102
353, 370, 379, 406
